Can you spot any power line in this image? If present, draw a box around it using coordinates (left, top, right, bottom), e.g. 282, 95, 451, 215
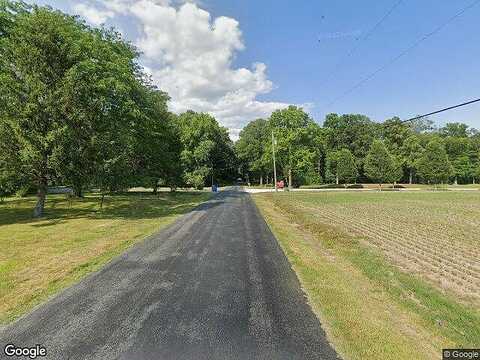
362, 0, 404, 42
324, 0, 480, 108
319, 0, 404, 87
402, 97, 480, 123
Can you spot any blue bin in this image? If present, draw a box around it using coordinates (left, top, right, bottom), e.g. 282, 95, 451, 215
212, 185, 218, 192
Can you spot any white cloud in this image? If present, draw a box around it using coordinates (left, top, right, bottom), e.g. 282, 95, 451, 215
74, 0, 294, 139
73, 3, 114, 25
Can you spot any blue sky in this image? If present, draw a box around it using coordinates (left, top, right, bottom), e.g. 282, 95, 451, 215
33, 0, 480, 136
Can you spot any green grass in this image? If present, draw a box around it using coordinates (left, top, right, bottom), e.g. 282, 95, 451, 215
0, 191, 210, 324
254, 192, 480, 360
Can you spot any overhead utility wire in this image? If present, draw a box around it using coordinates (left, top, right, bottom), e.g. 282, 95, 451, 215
319, 0, 404, 87
324, 0, 480, 108
401, 97, 480, 123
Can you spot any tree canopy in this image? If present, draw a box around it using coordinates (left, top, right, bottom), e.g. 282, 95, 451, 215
0, 2, 236, 216
417, 140, 453, 185
364, 140, 396, 188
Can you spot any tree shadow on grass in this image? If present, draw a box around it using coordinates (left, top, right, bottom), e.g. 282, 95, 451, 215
0, 192, 220, 227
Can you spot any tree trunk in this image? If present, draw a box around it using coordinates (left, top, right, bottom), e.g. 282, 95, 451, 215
266, 174, 269, 185
344, 183, 347, 189
153, 183, 158, 195
288, 169, 292, 190
260, 175, 263, 186
379, 183, 382, 192
73, 179, 83, 197
33, 178, 47, 218
336, 175, 339, 185
409, 169, 413, 185
100, 193, 105, 209
473, 177, 476, 185
454, 176, 458, 185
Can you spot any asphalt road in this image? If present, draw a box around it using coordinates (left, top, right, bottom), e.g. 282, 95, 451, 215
0, 189, 339, 360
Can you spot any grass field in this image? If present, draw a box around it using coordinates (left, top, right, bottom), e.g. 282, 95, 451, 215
0, 192, 210, 324
254, 191, 480, 360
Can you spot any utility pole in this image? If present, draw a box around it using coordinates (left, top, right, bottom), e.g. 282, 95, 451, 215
272, 131, 278, 192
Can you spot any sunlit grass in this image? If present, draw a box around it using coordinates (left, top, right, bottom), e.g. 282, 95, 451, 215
0, 192, 210, 324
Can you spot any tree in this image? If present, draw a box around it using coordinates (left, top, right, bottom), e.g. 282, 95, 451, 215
0, 4, 147, 214
336, 149, 357, 188
0, 0, 29, 36
387, 155, 404, 187
0, 121, 24, 201
177, 111, 235, 189
325, 151, 339, 184
440, 122, 469, 138
474, 160, 480, 184
291, 147, 322, 185
236, 119, 269, 184
382, 117, 413, 156
269, 106, 318, 189
400, 135, 423, 184
417, 140, 453, 186
364, 140, 395, 190
408, 116, 435, 133
444, 137, 471, 184
129, 88, 182, 194
324, 113, 378, 180
452, 156, 473, 185
0, 6, 87, 215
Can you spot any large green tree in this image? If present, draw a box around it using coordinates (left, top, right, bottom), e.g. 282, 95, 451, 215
382, 117, 413, 156
177, 111, 235, 189
364, 140, 396, 189
336, 149, 357, 188
236, 119, 270, 184
325, 151, 339, 184
451, 155, 473, 185
417, 140, 453, 186
1, 6, 91, 215
0, 4, 148, 214
129, 88, 183, 193
57, 29, 143, 197
324, 113, 378, 179
400, 135, 423, 184
269, 106, 319, 189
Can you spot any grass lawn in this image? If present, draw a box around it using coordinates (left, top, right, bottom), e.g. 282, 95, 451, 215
0, 191, 210, 324
254, 191, 480, 360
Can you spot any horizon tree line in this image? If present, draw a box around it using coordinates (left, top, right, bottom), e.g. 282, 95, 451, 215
236, 107, 480, 189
